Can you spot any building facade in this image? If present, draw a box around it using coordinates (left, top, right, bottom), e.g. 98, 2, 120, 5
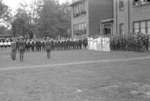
114, 0, 150, 35
70, 0, 113, 39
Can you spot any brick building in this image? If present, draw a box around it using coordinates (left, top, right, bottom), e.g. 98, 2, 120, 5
114, 0, 150, 35
70, 0, 113, 39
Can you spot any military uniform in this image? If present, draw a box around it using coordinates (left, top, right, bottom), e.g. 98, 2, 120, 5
11, 41, 17, 61
46, 40, 52, 59
18, 39, 26, 62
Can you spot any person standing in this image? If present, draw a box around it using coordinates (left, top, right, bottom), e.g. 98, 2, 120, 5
11, 39, 17, 61
18, 37, 26, 62
46, 38, 52, 59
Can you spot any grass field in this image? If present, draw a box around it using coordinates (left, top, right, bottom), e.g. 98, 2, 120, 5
0, 49, 150, 101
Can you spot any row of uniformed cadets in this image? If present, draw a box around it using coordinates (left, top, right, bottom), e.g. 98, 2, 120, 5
1, 38, 88, 51
18, 39, 88, 52
10, 38, 88, 61
0, 39, 88, 52
0, 40, 12, 48
51, 39, 88, 50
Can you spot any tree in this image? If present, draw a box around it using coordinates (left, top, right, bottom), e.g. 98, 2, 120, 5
0, 0, 10, 20
0, 0, 11, 36
11, 8, 31, 37
0, 26, 7, 34
37, 0, 71, 38
56, 3, 71, 38
11, 1, 42, 38
11, 0, 71, 39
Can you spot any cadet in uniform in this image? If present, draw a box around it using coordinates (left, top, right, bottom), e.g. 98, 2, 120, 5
45, 38, 52, 59
18, 37, 26, 62
11, 39, 17, 61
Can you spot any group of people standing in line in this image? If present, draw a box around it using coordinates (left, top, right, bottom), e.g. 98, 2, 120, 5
0, 39, 12, 48
10, 37, 88, 62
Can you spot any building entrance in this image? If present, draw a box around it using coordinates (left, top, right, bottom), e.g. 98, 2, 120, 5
101, 18, 113, 36
103, 23, 113, 35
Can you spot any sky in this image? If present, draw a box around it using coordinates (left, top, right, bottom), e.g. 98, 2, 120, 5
4, 0, 72, 11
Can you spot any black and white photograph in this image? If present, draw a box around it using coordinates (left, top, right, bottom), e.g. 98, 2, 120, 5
0, 0, 150, 100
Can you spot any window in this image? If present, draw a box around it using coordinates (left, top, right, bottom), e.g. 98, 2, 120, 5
73, 24, 77, 32
81, 3, 84, 13
119, 23, 124, 35
73, 5, 77, 17
82, 0, 87, 14
73, 23, 87, 35
85, 0, 88, 10
141, 21, 146, 34
78, 3, 81, 15
73, 5, 79, 17
148, 21, 150, 34
119, 0, 124, 11
134, 22, 140, 33
72, 0, 87, 18
77, 4, 79, 16
133, 20, 150, 34
83, 23, 87, 34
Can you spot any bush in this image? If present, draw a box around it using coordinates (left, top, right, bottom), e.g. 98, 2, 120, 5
110, 33, 149, 52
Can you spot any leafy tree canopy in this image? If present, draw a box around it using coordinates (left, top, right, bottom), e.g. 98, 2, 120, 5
11, 0, 71, 39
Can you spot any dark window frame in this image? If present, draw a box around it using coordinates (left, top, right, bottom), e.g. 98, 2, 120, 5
119, 0, 125, 11
133, 19, 150, 34
72, 0, 87, 18
73, 23, 87, 36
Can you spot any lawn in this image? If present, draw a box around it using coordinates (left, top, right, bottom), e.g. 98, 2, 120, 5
0, 49, 150, 101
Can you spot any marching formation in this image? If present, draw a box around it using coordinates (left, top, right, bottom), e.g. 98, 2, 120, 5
10, 37, 88, 62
